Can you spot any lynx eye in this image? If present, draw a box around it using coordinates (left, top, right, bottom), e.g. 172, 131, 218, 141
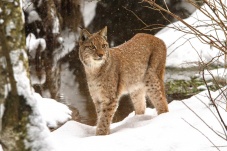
102, 44, 108, 48
88, 45, 96, 50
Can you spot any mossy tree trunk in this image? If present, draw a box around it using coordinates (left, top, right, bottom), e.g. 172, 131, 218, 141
0, 1, 32, 150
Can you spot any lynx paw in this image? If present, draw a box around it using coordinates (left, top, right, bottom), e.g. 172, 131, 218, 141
96, 128, 110, 135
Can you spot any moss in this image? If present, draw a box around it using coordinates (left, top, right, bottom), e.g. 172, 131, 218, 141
0, 0, 32, 150
165, 66, 199, 71
2, 95, 31, 151
165, 76, 226, 101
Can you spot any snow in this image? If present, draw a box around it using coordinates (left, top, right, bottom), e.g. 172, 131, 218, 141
30, 71, 46, 85
26, 33, 46, 59
0, 57, 11, 99
39, 2, 227, 151
53, 29, 78, 62
51, 9, 60, 34
8, 1, 226, 150
81, 0, 97, 27
35, 93, 72, 129
22, 0, 34, 13
0, 19, 4, 24
57, 37, 64, 44
26, 33, 47, 85
4, 84, 11, 98
6, 47, 70, 149
156, 2, 226, 68
27, 10, 41, 23
14, 1, 19, 7
0, 104, 4, 119
37, 0, 43, 7
202, 68, 227, 81
177, 0, 196, 14
6, 21, 16, 36
49, 90, 227, 151
9, 49, 54, 150
42, 65, 227, 151
35, 64, 227, 151
197, 85, 207, 90
60, 62, 88, 118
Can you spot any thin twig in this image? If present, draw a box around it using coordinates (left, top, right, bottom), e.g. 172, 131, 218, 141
182, 118, 221, 151
202, 69, 227, 131
122, 6, 147, 26
195, 95, 227, 138
181, 101, 227, 140
144, 0, 226, 53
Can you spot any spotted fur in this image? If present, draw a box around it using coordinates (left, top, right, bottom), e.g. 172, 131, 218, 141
79, 27, 169, 135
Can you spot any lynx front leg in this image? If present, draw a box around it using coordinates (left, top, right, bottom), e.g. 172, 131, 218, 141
95, 100, 118, 135
94, 101, 101, 118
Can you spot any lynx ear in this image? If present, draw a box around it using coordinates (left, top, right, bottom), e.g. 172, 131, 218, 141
80, 29, 91, 43
99, 26, 107, 40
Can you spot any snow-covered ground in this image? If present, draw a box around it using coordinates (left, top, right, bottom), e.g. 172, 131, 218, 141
1, 1, 226, 151
13, 87, 225, 151
47, 90, 227, 151
1, 89, 225, 151
35, 93, 72, 129
44, 2, 227, 150
202, 68, 227, 81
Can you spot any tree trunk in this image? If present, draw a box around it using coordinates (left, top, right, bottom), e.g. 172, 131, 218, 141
25, 0, 83, 100
0, 0, 32, 151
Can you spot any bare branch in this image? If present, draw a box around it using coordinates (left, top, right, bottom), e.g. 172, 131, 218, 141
202, 69, 227, 131
123, 6, 148, 26
181, 100, 227, 140
144, 0, 227, 53
182, 118, 221, 151
195, 95, 227, 137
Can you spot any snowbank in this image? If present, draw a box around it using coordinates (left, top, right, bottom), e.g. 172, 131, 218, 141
35, 93, 72, 129
7, 47, 53, 150
50, 90, 227, 151
81, 1, 97, 27
156, 2, 226, 68
201, 68, 227, 81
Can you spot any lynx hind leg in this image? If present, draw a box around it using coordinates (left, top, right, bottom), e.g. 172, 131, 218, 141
94, 100, 118, 135
145, 72, 168, 115
130, 88, 146, 115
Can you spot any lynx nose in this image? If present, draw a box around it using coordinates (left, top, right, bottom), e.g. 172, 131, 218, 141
98, 54, 103, 58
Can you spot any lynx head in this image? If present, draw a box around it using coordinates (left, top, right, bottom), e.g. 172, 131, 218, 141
79, 26, 109, 68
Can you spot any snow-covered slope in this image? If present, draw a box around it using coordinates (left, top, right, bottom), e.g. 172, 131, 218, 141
156, 2, 226, 68
50, 90, 227, 151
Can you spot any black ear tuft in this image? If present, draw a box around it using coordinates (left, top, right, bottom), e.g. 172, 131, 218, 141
79, 29, 91, 43
81, 34, 86, 41
99, 26, 107, 40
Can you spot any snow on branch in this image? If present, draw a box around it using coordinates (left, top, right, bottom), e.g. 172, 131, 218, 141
26, 33, 46, 59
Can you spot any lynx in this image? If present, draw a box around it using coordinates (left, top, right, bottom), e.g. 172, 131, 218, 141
79, 27, 169, 135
